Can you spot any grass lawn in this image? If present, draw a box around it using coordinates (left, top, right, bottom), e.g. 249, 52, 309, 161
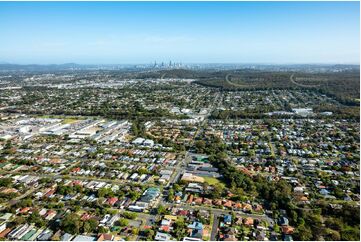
208, 213, 215, 237
243, 226, 251, 235
62, 118, 80, 124
203, 177, 225, 187
262, 220, 269, 228
75, 209, 86, 216
34, 114, 86, 122
326, 199, 359, 206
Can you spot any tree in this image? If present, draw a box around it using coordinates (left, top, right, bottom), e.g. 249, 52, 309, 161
83, 218, 98, 233
143, 229, 155, 240
341, 226, 360, 241
17, 198, 33, 208
324, 229, 341, 241
0, 178, 13, 187
195, 140, 206, 152
173, 217, 187, 240
83, 222, 91, 234
138, 167, 148, 175
12, 216, 26, 226
61, 213, 82, 234
173, 184, 181, 192
123, 211, 137, 220
132, 227, 139, 235
128, 190, 141, 201
333, 187, 344, 199
118, 218, 129, 227
273, 224, 280, 233
210, 183, 223, 199
294, 224, 313, 241
98, 226, 109, 233
289, 210, 298, 224
325, 217, 343, 231
156, 205, 167, 215
233, 187, 244, 198
28, 211, 46, 227
167, 188, 174, 201
98, 188, 113, 198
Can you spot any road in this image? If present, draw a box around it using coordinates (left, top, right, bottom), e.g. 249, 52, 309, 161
173, 203, 274, 240
167, 92, 221, 187
1, 90, 275, 241
0, 186, 40, 211
135, 213, 158, 240
171, 203, 273, 224
210, 213, 219, 241
290, 74, 321, 88
0, 170, 146, 187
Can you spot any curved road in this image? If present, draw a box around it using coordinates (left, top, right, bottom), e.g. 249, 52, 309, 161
290, 74, 321, 88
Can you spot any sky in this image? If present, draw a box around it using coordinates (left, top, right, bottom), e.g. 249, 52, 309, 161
0, 1, 359, 64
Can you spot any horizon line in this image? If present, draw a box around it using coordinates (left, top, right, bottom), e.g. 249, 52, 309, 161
0, 62, 360, 66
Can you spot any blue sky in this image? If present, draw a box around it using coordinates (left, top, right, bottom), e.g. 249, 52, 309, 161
0, 1, 359, 64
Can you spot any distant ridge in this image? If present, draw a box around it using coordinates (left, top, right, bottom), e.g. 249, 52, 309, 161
0, 63, 85, 71
0, 63, 359, 72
